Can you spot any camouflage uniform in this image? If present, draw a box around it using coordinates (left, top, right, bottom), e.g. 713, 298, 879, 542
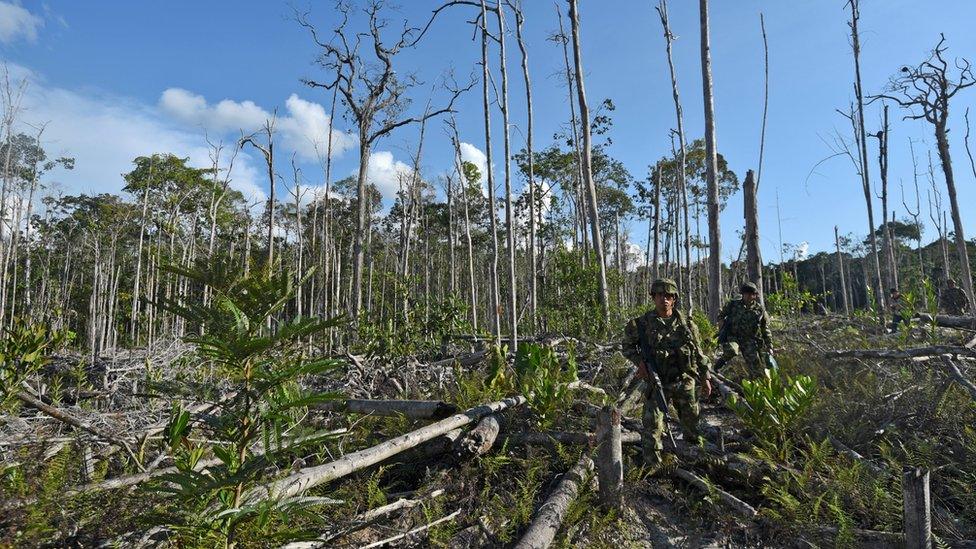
622, 279, 710, 465
717, 284, 773, 377
940, 284, 970, 315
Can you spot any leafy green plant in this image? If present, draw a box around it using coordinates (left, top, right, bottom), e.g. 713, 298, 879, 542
765, 272, 818, 317
0, 318, 74, 411
510, 343, 578, 427
729, 369, 816, 461
151, 263, 344, 545
691, 310, 718, 354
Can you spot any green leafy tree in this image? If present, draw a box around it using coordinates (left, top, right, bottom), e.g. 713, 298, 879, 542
151, 262, 343, 544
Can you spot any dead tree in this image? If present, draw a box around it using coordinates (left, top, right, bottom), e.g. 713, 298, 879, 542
846, 0, 887, 319
699, 0, 722, 320
743, 170, 764, 303
298, 3, 468, 321
870, 105, 898, 292
656, 0, 693, 310
509, 0, 537, 333
495, 1, 518, 352
874, 34, 976, 313
569, 0, 611, 328
239, 117, 277, 268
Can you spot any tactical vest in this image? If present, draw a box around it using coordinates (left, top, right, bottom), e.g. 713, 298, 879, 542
636, 311, 696, 383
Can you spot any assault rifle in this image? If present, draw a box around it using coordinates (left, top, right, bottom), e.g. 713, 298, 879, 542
636, 317, 677, 449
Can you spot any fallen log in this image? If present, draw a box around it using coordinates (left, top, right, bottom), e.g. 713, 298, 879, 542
827, 435, 884, 475
240, 395, 526, 505
673, 468, 757, 518
453, 414, 502, 460
566, 380, 608, 399
824, 345, 976, 360
501, 430, 641, 447
313, 399, 459, 420
282, 489, 447, 549
513, 455, 593, 549
916, 313, 976, 330
360, 508, 462, 549
942, 357, 976, 400
15, 390, 145, 471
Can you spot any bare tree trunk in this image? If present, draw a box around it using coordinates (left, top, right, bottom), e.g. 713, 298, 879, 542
496, 4, 518, 352
876, 105, 898, 291
653, 166, 661, 279
555, 5, 588, 262
699, 0, 722, 321
743, 170, 764, 305
656, 0, 693, 310
449, 117, 478, 332
935, 121, 976, 312
848, 0, 886, 320
480, 0, 502, 345
569, 0, 611, 329
512, 0, 537, 334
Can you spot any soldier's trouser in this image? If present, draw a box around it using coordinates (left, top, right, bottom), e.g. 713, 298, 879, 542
641, 377, 699, 465
720, 340, 768, 378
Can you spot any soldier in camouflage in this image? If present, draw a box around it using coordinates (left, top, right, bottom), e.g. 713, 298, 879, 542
714, 281, 774, 376
940, 279, 970, 315
622, 278, 712, 467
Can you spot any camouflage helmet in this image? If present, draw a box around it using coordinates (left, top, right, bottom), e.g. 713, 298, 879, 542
740, 281, 760, 294
650, 278, 679, 296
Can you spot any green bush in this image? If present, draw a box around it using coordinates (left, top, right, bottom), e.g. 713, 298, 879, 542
729, 369, 816, 461
151, 263, 344, 545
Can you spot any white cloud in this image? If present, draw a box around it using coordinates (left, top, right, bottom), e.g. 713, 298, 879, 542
2, 61, 265, 207
458, 142, 488, 195
365, 150, 413, 199
795, 241, 810, 260
0, 2, 43, 44
159, 88, 356, 162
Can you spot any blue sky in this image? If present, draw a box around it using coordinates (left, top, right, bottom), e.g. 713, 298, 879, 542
2, 0, 976, 263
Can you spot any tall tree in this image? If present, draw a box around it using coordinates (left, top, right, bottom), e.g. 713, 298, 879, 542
568, 0, 611, 328
875, 34, 976, 312
847, 0, 886, 320
298, 3, 466, 322
656, 0, 693, 309
699, 0, 722, 320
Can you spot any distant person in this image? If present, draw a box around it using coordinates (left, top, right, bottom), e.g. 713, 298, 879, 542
888, 288, 909, 331
940, 279, 970, 315
714, 281, 775, 376
622, 278, 712, 468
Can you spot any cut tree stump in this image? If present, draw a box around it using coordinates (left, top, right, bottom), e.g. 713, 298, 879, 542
240, 395, 526, 505
313, 399, 459, 420
595, 406, 622, 509
513, 455, 593, 549
903, 467, 932, 549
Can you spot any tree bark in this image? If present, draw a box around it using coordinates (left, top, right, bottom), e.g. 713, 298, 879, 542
568, 0, 611, 329
512, 455, 593, 549
743, 170, 764, 304
496, 3, 519, 352
699, 0, 722, 321
849, 0, 886, 321
241, 396, 526, 505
